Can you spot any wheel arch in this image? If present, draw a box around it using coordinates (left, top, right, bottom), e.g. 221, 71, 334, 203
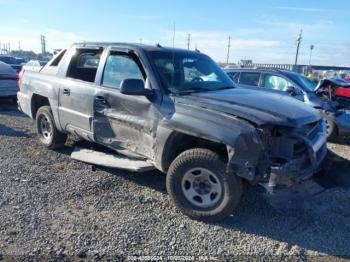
31, 93, 63, 131
31, 94, 50, 119
156, 128, 229, 172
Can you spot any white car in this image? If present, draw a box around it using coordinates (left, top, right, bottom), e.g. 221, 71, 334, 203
22, 60, 48, 72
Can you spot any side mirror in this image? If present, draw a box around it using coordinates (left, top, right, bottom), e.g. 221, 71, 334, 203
286, 86, 296, 96
120, 79, 152, 96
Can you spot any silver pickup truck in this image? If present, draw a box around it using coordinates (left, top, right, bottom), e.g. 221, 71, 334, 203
17, 42, 327, 221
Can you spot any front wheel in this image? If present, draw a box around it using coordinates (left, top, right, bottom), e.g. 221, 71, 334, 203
166, 148, 242, 221
321, 111, 337, 140
36, 106, 67, 149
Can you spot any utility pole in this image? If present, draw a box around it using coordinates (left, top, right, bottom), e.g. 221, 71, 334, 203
172, 22, 176, 48
187, 33, 191, 50
40, 35, 46, 56
226, 36, 231, 65
309, 44, 314, 65
294, 30, 302, 65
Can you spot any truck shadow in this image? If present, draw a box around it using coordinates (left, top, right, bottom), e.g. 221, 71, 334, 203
0, 123, 31, 137
0, 98, 24, 117
56, 141, 168, 193
58, 141, 350, 258
219, 151, 350, 258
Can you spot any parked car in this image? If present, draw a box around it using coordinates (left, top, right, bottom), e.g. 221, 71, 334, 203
22, 60, 48, 72
316, 78, 350, 103
0, 55, 23, 72
15, 57, 27, 65
226, 68, 350, 139
0, 61, 18, 100
18, 43, 327, 221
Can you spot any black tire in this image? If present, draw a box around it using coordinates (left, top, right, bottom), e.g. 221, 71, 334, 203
166, 148, 242, 222
35, 106, 67, 149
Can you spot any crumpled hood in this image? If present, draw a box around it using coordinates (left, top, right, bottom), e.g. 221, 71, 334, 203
315, 78, 350, 92
175, 88, 320, 127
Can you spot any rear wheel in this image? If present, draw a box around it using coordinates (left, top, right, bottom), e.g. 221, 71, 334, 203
166, 148, 242, 221
36, 106, 67, 149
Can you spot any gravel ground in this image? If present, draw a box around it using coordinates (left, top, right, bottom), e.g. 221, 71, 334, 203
1, 99, 350, 261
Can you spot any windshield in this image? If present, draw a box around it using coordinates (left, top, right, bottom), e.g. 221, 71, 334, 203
149, 51, 235, 94
288, 73, 317, 92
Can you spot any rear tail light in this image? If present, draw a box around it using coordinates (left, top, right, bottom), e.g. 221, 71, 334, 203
336, 87, 350, 99
18, 69, 25, 89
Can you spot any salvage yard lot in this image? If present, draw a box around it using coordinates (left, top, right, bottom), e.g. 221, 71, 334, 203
0, 99, 350, 260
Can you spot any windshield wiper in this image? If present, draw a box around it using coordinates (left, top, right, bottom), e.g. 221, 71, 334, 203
217, 86, 235, 90
172, 87, 212, 94
171, 85, 235, 94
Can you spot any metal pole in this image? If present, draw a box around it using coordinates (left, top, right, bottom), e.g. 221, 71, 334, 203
294, 30, 302, 65
309, 44, 314, 65
226, 36, 231, 65
187, 33, 191, 50
172, 22, 176, 48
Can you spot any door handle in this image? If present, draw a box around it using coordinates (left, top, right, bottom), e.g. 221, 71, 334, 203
95, 96, 108, 106
63, 88, 70, 96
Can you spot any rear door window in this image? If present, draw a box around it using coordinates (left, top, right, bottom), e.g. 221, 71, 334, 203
239, 72, 260, 86
230, 72, 240, 83
66, 49, 103, 82
49, 49, 66, 66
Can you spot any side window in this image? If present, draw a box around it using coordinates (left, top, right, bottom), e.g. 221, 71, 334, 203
50, 49, 66, 67
263, 74, 293, 91
228, 72, 240, 83
66, 49, 102, 82
239, 72, 260, 86
102, 53, 144, 89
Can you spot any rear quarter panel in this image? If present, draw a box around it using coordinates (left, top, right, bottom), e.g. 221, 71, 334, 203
19, 71, 62, 129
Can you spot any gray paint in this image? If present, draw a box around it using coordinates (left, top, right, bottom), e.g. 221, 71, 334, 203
18, 42, 327, 188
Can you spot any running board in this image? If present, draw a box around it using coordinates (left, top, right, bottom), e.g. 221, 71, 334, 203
71, 147, 155, 172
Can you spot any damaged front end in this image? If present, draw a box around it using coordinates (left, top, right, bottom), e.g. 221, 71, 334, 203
259, 120, 328, 193
315, 78, 350, 137
229, 119, 328, 193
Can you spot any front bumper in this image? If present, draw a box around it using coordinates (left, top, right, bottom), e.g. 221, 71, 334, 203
263, 121, 328, 191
